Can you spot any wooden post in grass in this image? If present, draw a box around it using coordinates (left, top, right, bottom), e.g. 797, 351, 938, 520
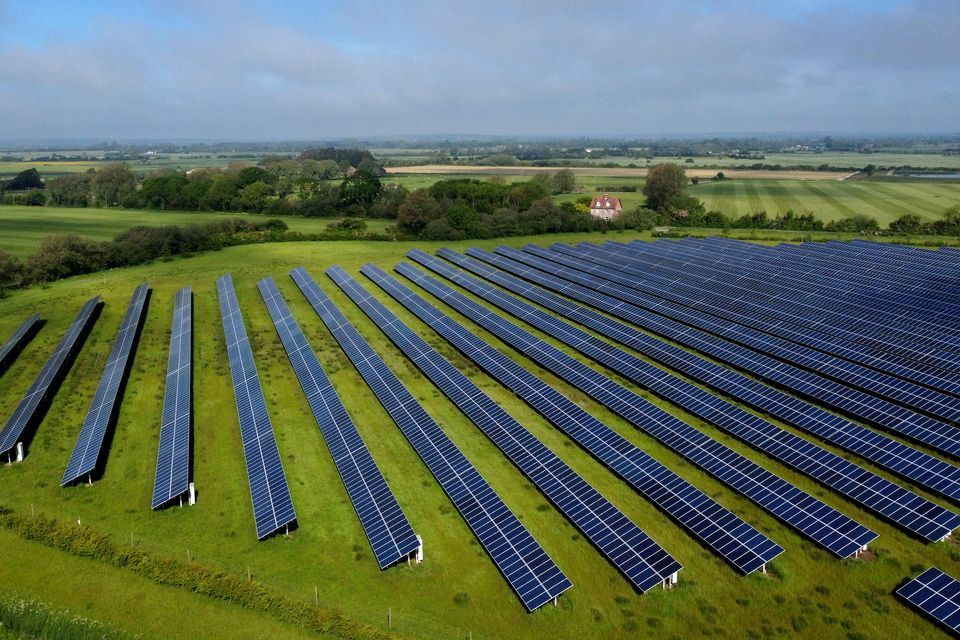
314, 586, 319, 606
187, 549, 191, 563
387, 607, 392, 630
246, 565, 252, 582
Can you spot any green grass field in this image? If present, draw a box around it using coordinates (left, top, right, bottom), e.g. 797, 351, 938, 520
0, 206, 392, 258
1, 232, 958, 639
690, 179, 960, 225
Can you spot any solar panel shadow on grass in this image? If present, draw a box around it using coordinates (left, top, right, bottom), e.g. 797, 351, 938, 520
328, 265, 682, 591
257, 276, 420, 569
362, 263, 783, 575
0, 314, 41, 377
290, 266, 571, 612
217, 274, 297, 540
152, 286, 193, 509
62, 283, 150, 486
0, 296, 100, 462
397, 258, 877, 559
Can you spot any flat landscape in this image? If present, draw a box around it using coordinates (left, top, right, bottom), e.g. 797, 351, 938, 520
0, 207, 392, 258
2, 231, 960, 639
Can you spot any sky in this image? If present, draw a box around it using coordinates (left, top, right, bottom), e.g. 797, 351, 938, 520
0, 0, 957, 140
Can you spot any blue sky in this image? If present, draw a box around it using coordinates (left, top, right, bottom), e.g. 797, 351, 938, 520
0, 0, 956, 140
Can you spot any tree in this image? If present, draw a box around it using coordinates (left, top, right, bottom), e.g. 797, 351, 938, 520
0, 250, 24, 296
397, 189, 442, 233
7, 168, 44, 191
643, 163, 688, 211
338, 169, 382, 209
47, 173, 94, 207
888, 213, 924, 234
25, 234, 106, 283
326, 218, 368, 236
553, 168, 577, 194
92, 164, 137, 206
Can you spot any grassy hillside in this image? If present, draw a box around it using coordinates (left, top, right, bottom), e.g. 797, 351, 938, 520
0, 235, 958, 639
0, 206, 392, 258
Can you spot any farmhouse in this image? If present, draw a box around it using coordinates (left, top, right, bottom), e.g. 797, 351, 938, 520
589, 193, 622, 220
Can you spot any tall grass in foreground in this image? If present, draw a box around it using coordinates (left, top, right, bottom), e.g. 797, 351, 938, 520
0, 596, 132, 640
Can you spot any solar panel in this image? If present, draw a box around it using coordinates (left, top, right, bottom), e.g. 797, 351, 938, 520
362, 263, 783, 575
256, 276, 420, 569
216, 274, 297, 540
0, 314, 40, 376
62, 283, 150, 486
0, 296, 100, 462
496, 245, 960, 459
897, 567, 960, 633
290, 266, 571, 611
152, 286, 193, 509
397, 258, 877, 559
329, 265, 682, 591
573, 240, 960, 397
559, 241, 960, 419
439, 247, 960, 540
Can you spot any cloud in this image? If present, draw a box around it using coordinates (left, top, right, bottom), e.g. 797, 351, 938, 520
0, 0, 956, 139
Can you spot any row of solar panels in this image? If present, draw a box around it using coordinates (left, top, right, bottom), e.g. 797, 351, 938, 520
3, 239, 959, 615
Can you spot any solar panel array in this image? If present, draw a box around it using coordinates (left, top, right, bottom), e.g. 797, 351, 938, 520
216, 274, 297, 540
563, 240, 960, 404
257, 275, 420, 569
897, 567, 960, 633
397, 257, 877, 558
434, 248, 960, 541
0, 314, 40, 375
582, 239, 960, 395
512, 246, 960, 457
329, 265, 682, 591
503, 244, 960, 458
62, 283, 150, 486
362, 263, 783, 575
152, 286, 193, 509
0, 296, 100, 461
290, 266, 572, 611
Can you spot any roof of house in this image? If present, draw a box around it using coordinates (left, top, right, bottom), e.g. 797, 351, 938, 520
590, 194, 622, 210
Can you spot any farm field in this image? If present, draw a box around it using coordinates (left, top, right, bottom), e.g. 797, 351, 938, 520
540, 152, 960, 170
0, 206, 392, 258
552, 179, 960, 226
1, 233, 959, 639
386, 164, 854, 181
0, 153, 292, 180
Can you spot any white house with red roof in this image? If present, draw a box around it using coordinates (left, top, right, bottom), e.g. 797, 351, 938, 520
589, 193, 622, 220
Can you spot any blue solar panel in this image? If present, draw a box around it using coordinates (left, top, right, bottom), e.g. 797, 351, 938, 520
0, 296, 100, 462
897, 567, 960, 633
613, 237, 960, 366
396, 259, 877, 558
529, 242, 960, 423
0, 314, 40, 376
257, 276, 420, 569
362, 263, 783, 575
62, 283, 149, 486
647, 238, 960, 364
329, 265, 682, 591
438, 248, 960, 540
495, 245, 960, 459
290, 266, 572, 611
152, 286, 193, 509
570, 240, 960, 397
216, 274, 297, 540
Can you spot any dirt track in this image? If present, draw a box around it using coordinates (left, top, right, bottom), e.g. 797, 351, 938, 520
386, 164, 855, 181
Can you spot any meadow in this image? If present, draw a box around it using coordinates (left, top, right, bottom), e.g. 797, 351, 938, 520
0, 206, 392, 258
1, 232, 958, 639
541, 152, 960, 170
